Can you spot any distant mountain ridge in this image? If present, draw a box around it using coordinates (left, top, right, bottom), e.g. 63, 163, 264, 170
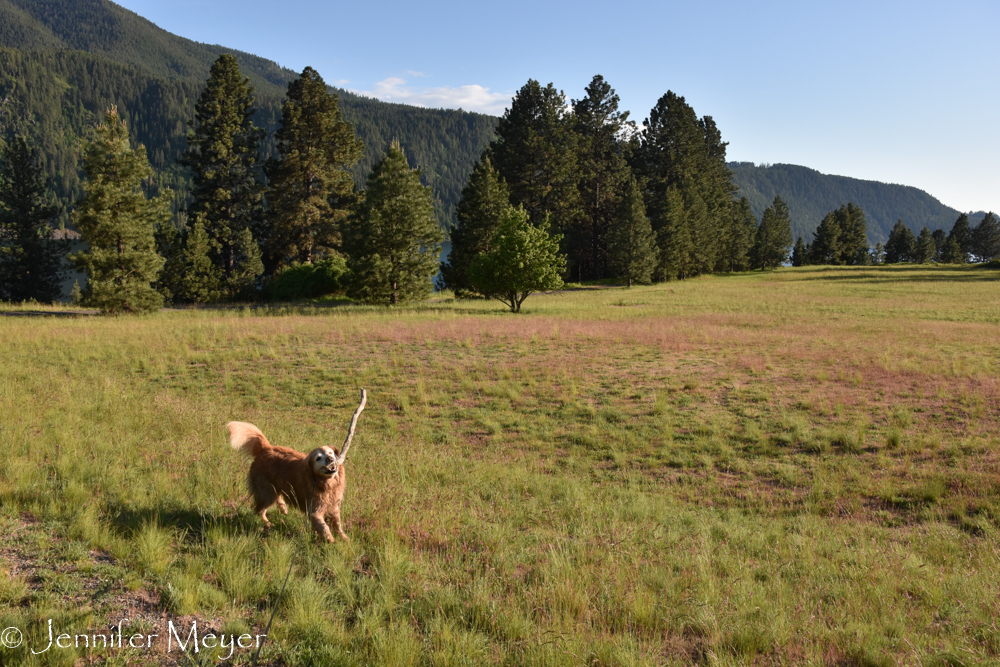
0, 0, 498, 229
729, 162, 985, 243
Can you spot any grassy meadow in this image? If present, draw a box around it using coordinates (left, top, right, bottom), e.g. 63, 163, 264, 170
2, 264, 1000, 666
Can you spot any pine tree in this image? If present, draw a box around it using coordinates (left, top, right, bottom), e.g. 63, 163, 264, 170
751, 195, 793, 270
932, 229, 947, 261
837, 203, 868, 264
871, 242, 885, 265
467, 206, 565, 312
572, 75, 633, 279
948, 213, 972, 262
719, 196, 756, 272
792, 236, 806, 267
182, 54, 265, 293
344, 141, 442, 305
267, 67, 363, 270
70, 107, 168, 314
488, 80, 580, 238
656, 186, 695, 280
229, 226, 264, 300
808, 210, 842, 265
439, 156, 510, 297
915, 226, 935, 263
607, 177, 658, 286
175, 219, 222, 303
971, 212, 1000, 262
0, 136, 66, 302
154, 221, 185, 302
940, 236, 963, 264
884, 219, 916, 263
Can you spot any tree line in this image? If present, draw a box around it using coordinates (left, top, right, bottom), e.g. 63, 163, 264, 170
790, 206, 1000, 267
440, 75, 795, 298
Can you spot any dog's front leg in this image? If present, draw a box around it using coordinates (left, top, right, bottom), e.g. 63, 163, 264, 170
310, 512, 334, 543
328, 508, 349, 541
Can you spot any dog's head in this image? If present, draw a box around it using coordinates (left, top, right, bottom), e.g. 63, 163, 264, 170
307, 446, 341, 479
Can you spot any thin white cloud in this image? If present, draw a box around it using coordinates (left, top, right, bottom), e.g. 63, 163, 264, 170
333, 79, 351, 86
405, 70, 428, 78
352, 77, 511, 116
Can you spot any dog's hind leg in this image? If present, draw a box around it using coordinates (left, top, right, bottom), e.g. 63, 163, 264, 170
251, 481, 279, 531
276, 495, 288, 515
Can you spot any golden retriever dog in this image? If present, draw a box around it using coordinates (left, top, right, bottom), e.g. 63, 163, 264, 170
227, 390, 367, 542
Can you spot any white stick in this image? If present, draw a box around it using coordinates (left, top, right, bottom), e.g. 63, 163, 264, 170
336, 388, 367, 465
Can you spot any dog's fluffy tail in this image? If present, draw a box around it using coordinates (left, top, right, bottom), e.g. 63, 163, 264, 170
226, 421, 271, 458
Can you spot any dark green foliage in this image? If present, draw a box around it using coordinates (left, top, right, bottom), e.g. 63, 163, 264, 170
182, 54, 264, 291
439, 156, 509, 297
266, 67, 363, 269
932, 228, 947, 261
655, 187, 695, 280
729, 162, 980, 243
70, 107, 167, 314
807, 203, 868, 265
939, 236, 963, 264
467, 206, 565, 312
0, 136, 66, 301
268, 255, 348, 301
488, 80, 580, 237
607, 177, 658, 286
751, 196, 793, 270
154, 219, 184, 301
344, 141, 442, 305
0, 0, 498, 241
174, 219, 221, 304
870, 242, 885, 265
884, 219, 916, 264
947, 214, 972, 263
915, 226, 935, 264
971, 212, 1000, 262
228, 226, 263, 300
571, 75, 633, 279
719, 196, 757, 272
792, 237, 806, 267
631, 91, 735, 278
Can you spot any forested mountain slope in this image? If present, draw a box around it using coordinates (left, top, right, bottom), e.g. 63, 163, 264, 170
0, 0, 498, 229
730, 162, 983, 243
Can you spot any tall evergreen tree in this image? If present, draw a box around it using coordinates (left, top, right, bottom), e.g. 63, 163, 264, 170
571, 75, 633, 279
940, 236, 963, 264
932, 228, 947, 262
837, 202, 868, 264
607, 177, 658, 286
948, 213, 973, 263
971, 212, 1000, 262
70, 107, 168, 314
719, 196, 756, 272
344, 141, 442, 305
631, 91, 735, 278
884, 219, 916, 263
915, 226, 935, 263
267, 67, 363, 270
488, 79, 580, 238
0, 136, 66, 302
439, 156, 509, 297
791, 236, 806, 267
656, 187, 695, 280
751, 195, 793, 270
181, 54, 264, 293
808, 210, 842, 265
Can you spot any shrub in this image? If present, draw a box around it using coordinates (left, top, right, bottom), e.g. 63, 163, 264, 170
268, 256, 350, 301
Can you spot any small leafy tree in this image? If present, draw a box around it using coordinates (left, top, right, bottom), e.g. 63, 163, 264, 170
607, 177, 657, 286
344, 141, 442, 305
70, 107, 169, 314
467, 206, 565, 312
0, 136, 66, 302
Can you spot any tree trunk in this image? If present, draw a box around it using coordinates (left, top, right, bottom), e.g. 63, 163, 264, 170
391, 281, 397, 305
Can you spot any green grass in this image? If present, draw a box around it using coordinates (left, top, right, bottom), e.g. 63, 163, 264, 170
1, 264, 1000, 665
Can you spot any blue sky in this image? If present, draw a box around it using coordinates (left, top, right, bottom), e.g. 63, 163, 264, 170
114, 0, 999, 214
